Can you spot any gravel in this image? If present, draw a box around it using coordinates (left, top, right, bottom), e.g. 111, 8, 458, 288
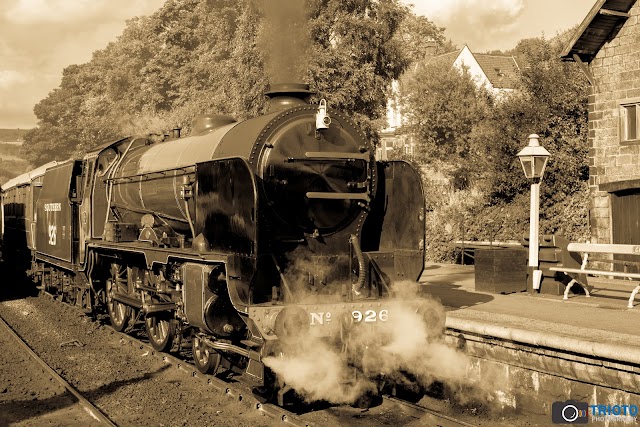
0, 281, 277, 427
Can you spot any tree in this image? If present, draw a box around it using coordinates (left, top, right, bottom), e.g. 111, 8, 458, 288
393, 12, 455, 63
397, 33, 589, 260
306, 0, 410, 140
483, 36, 589, 207
398, 59, 493, 187
23, 0, 412, 166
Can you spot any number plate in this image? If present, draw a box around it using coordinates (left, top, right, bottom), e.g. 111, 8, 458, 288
352, 309, 388, 323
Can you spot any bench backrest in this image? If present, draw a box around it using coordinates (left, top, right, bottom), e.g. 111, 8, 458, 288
567, 243, 640, 256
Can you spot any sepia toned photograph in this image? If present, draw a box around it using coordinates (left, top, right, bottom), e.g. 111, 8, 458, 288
0, 1, 638, 426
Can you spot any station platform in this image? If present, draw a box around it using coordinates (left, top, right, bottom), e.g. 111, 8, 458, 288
418, 263, 640, 415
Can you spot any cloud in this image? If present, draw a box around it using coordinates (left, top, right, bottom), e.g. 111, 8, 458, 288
408, 0, 524, 22
404, 0, 525, 52
0, 0, 164, 128
4, 0, 162, 24
406, 0, 526, 52
5, 0, 103, 24
0, 70, 28, 89
403, 0, 594, 53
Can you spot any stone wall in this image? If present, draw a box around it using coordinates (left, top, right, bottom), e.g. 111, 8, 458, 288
444, 331, 640, 421
588, 4, 640, 244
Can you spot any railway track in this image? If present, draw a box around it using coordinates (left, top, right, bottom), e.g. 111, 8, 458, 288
0, 314, 117, 427
113, 313, 478, 427
3, 291, 478, 427
382, 395, 478, 427
113, 329, 311, 426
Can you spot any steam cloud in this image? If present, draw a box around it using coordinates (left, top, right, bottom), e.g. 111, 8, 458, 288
258, 0, 310, 84
263, 279, 478, 405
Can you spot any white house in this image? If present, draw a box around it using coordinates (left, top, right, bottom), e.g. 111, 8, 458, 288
453, 45, 520, 98
377, 46, 520, 160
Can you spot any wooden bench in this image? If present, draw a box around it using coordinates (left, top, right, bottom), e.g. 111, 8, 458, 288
549, 243, 640, 308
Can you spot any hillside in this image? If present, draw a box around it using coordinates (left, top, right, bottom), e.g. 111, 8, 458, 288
0, 129, 29, 143
0, 141, 29, 186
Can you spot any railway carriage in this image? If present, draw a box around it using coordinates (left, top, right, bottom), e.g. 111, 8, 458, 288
1, 84, 433, 405
1, 162, 58, 272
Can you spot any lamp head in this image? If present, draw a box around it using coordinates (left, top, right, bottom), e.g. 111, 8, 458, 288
517, 134, 550, 180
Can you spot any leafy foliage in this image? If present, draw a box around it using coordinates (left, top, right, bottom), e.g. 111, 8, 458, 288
23, 0, 415, 166
393, 13, 455, 62
305, 0, 411, 141
483, 36, 589, 207
0, 142, 30, 185
396, 34, 590, 261
400, 60, 493, 187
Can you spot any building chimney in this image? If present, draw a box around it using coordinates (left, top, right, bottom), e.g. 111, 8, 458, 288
425, 40, 438, 57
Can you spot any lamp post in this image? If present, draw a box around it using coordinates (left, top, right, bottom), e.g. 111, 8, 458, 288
517, 134, 550, 292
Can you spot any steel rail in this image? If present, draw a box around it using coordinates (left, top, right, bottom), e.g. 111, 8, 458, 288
383, 395, 478, 427
114, 330, 312, 427
38, 294, 475, 427
0, 315, 117, 427
119, 328, 477, 427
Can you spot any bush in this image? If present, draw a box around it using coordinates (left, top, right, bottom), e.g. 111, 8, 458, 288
424, 182, 590, 263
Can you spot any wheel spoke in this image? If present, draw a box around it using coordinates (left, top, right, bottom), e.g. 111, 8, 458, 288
145, 314, 175, 352
106, 263, 132, 332
192, 335, 220, 374
159, 320, 167, 338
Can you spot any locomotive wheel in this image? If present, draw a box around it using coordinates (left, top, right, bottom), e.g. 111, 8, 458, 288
39, 268, 49, 295
63, 282, 75, 305
106, 264, 132, 332
76, 287, 92, 314
192, 335, 221, 374
145, 313, 176, 352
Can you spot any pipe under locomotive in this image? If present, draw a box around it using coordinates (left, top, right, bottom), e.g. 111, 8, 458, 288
2, 83, 430, 405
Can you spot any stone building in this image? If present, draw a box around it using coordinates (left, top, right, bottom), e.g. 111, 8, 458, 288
562, 0, 640, 247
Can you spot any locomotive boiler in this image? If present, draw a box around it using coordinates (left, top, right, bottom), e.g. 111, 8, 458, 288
1, 83, 429, 405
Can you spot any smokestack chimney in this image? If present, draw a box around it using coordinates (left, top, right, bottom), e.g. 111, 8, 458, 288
265, 83, 314, 112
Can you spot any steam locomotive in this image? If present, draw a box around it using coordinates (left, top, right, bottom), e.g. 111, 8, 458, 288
1, 83, 429, 404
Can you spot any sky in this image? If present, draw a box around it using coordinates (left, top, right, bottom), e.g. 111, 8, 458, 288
0, 0, 596, 130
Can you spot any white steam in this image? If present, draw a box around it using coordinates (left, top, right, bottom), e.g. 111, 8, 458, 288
263, 279, 474, 405
264, 339, 375, 404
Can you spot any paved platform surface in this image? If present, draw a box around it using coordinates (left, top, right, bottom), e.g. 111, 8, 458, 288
419, 264, 640, 366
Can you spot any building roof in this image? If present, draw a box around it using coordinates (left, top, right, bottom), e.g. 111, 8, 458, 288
425, 47, 520, 90
473, 54, 520, 89
1, 161, 58, 191
561, 0, 635, 63
429, 50, 459, 65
